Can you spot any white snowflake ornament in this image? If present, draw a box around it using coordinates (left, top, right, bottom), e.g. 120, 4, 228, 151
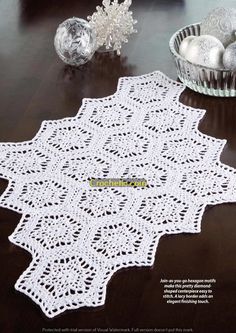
88, 0, 137, 55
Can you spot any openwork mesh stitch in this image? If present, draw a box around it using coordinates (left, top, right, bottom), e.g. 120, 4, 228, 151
0, 71, 236, 318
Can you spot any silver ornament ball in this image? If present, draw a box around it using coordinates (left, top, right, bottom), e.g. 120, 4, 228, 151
54, 17, 97, 66
201, 7, 236, 47
179, 36, 196, 58
223, 42, 236, 70
185, 35, 225, 69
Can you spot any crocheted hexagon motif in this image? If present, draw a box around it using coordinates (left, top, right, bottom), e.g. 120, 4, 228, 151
1, 71, 236, 317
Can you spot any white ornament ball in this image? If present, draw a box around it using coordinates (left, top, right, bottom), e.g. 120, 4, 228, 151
223, 42, 236, 70
54, 17, 97, 66
185, 35, 225, 69
179, 36, 196, 57
201, 7, 236, 47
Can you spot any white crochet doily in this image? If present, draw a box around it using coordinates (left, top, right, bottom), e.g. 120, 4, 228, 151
0, 71, 236, 318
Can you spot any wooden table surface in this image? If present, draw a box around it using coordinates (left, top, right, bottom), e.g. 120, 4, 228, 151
1, 1, 236, 332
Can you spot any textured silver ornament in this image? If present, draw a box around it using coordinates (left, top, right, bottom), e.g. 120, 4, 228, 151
54, 18, 97, 66
185, 35, 225, 69
88, 0, 137, 55
179, 36, 196, 57
201, 7, 236, 47
223, 41, 236, 70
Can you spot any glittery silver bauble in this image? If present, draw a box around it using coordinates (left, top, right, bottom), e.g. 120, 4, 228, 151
185, 35, 225, 69
54, 18, 97, 66
201, 7, 236, 47
179, 36, 196, 57
223, 41, 236, 70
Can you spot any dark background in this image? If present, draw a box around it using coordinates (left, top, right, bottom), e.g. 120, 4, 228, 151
0, 1, 236, 332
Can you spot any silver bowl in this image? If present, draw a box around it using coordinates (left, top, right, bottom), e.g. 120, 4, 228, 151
169, 22, 236, 97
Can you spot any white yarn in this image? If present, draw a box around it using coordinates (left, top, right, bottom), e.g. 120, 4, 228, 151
0, 71, 236, 318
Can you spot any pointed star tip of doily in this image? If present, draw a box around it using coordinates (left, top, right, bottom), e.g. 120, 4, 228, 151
116, 70, 185, 91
